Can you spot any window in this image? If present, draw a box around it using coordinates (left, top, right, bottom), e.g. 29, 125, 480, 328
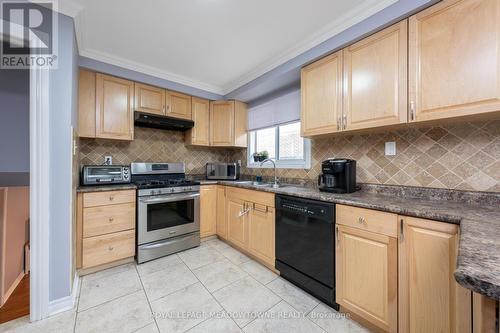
248, 121, 311, 169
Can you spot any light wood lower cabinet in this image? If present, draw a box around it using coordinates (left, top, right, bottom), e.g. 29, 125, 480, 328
226, 197, 248, 249
77, 190, 136, 271
336, 205, 398, 332
224, 187, 275, 268
247, 204, 275, 268
200, 185, 217, 238
399, 216, 471, 333
216, 186, 227, 239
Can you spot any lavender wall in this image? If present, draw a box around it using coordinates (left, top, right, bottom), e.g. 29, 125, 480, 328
0, 69, 29, 186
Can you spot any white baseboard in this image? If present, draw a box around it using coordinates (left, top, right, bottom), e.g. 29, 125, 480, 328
47, 273, 79, 316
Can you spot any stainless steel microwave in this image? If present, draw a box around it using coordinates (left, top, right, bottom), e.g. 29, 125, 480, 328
81, 165, 131, 185
206, 162, 240, 180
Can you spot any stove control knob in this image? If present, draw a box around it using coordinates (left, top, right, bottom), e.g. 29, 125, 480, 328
170, 188, 175, 193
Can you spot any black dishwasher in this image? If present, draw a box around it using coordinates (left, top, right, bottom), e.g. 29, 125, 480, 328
275, 194, 339, 310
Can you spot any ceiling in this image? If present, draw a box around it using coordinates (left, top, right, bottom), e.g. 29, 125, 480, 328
61, 0, 397, 95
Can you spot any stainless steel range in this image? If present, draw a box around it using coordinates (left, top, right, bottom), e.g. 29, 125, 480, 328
131, 162, 200, 263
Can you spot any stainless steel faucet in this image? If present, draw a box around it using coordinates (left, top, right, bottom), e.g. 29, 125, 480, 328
260, 158, 279, 188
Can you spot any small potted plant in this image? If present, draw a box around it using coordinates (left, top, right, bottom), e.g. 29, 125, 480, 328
253, 151, 269, 162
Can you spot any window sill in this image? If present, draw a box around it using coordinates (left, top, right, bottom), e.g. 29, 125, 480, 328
247, 161, 310, 170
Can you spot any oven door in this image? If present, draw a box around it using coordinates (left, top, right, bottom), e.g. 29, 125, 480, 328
138, 192, 200, 245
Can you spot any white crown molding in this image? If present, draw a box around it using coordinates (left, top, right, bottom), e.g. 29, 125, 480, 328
72, 0, 397, 96
220, 0, 398, 94
79, 48, 226, 95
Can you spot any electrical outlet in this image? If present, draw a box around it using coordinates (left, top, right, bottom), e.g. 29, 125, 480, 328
385, 142, 396, 156
104, 156, 113, 165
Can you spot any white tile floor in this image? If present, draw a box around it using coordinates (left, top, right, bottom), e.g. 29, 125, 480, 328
0, 238, 371, 333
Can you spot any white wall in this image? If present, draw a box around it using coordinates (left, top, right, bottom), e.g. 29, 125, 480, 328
48, 13, 78, 302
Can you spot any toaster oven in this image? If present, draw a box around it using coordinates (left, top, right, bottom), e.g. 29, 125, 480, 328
81, 165, 131, 185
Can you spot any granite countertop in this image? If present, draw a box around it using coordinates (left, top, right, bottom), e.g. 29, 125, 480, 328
77, 183, 137, 193
214, 181, 500, 300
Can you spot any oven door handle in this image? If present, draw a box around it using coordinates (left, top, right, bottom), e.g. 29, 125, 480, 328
139, 192, 200, 204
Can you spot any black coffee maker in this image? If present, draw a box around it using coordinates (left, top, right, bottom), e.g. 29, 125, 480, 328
318, 159, 357, 193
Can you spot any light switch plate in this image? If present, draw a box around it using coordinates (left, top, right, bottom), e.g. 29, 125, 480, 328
385, 142, 396, 156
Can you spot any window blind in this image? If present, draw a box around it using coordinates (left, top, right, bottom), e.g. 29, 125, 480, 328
247, 89, 300, 131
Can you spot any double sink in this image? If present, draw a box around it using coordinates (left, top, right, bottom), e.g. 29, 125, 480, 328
233, 180, 294, 189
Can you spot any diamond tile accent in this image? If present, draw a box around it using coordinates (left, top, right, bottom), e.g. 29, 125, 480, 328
231, 120, 500, 192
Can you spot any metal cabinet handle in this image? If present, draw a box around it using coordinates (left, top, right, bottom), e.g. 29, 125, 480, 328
109, 196, 114, 201
409, 101, 415, 121
108, 246, 114, 251
400, 218, 404, 241
337, 116, 341, 131
342, 114, 347, 130
108, 217, 114, 222
335, 225, 340, 244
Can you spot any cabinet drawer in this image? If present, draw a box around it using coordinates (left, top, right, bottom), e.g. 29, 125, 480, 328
336, 204, 397, 237
83, 190, 135, 208
82, 229, 135, 268
83, 202, 135, 238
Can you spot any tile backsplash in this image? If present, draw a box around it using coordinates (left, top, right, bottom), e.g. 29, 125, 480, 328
79, 120, 500, 192
79, 127, 230, 175
232, 120, 500, 192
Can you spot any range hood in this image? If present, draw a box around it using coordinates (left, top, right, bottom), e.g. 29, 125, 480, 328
134, 111, 194, 131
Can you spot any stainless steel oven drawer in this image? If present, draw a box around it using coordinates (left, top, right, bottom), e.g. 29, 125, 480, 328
137, 232, 200, 263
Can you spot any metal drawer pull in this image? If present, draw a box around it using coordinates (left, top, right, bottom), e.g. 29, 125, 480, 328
253, 204, 268, 213
335, 225, 340, 244
109, 196, 114, 201
400, 219, 404, 241
108, 246, 114, 251
109, 217, 114, 222
358, 217, 366, 224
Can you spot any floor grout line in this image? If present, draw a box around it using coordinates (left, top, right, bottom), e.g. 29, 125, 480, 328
134, 264, 161, 333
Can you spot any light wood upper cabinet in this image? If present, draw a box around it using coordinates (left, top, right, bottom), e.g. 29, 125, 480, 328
226, 197, 247, 249
186, 97, 210, 146
233, 101, 248, 148
409, 0, 500, 122
344, 21, 407, 130
95, 73, 134, 141
210, 100, 234, 146
134, 83, 165, 115
336, 209, 398, 333
78, 69, 96, 138
247, 204, 275, 268
200, 185, 217, 238
216, 186, 227, 239
166, 90, 192, 120
399, 216, 471, 333
301, 51, 343, 137
209, 100, 248, 147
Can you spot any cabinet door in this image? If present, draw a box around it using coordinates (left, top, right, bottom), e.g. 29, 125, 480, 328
409, 0, 500, 122
336, 225, 397, 332
95, 73, 134, 140
166, 90, 192, 120
134, 83, 165, 115
344, 21, 407, 131
216, 186, 227, 239
186, 97, 210, 146
233, 101, 248, 148
399, 216, 471, 333
210, 101, 234, 146
248, 204, 275, 267
301, 51, 342, 137
226, 197, 247, 249
78, 69, 96, 138
200, 185, 217, 238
